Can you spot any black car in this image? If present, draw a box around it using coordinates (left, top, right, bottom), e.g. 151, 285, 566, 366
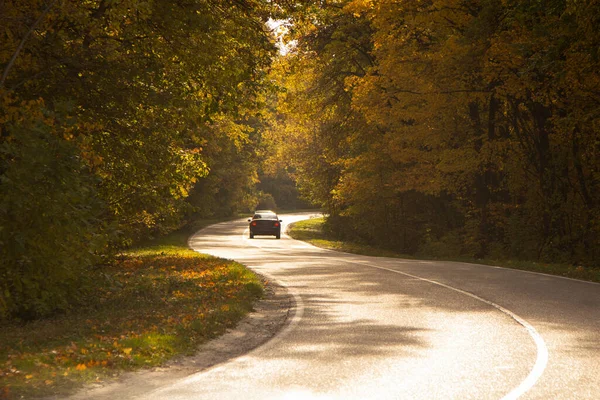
248, 210, 282, 239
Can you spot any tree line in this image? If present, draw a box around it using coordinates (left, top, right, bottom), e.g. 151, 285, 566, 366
271, 0, 599, 266
0, 0, 289, 320
2, 0, 598, 320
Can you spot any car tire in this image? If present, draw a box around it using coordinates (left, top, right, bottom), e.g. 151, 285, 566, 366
275, 233, 280, 239
249, 233, 254, 239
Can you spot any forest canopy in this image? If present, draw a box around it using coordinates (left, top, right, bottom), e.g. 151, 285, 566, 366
270, 0, 600, 265
1, 0, 599, 320
0, 0, 280, 319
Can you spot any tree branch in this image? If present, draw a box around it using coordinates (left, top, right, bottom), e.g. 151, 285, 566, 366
0, 0, 57, 90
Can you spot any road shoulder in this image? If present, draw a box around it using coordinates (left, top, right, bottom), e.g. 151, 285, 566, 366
59, 278, 293, 400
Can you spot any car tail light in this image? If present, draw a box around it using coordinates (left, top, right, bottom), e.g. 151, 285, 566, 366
274, 222, 280, 227
251, 221, 257, 226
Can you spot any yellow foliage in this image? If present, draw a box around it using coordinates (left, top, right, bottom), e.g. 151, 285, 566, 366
344, 0, 374, 17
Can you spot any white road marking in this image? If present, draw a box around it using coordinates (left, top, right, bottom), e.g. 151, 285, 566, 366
196, 218, 549, 399
354, 263, 548, 400
239, 227, 549, 400
481, 263, 600, 285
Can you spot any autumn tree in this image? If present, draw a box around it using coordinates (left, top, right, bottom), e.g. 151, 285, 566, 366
265, 2, 374, 218
274, 0, 599, 265
0, 0, 278, 319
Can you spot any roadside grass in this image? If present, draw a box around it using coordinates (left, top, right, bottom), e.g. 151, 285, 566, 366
288, 217, 600, 283
0, 218, 263, 399
287, 217, 408, 259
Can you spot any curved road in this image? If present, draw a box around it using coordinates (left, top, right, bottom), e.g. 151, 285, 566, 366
145, 213, 599, 399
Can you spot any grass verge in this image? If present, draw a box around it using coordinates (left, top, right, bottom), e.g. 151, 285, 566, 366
0, 219, 263, 399
288, 217, 600, 283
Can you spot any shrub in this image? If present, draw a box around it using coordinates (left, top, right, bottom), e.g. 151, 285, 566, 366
0, 122, 107, 320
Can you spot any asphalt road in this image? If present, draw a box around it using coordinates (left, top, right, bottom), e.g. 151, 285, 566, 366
144, 212, 599, 399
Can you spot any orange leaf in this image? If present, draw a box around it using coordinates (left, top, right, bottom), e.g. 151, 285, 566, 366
76, 363, 87, 371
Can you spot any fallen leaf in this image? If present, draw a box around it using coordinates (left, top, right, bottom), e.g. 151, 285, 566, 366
76, 363, 87, 371
123, 348, 132, 355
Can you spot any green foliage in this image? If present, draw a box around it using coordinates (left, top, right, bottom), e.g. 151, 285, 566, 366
0, 120, 107, 319
185, 115, 265, 218
0, 0, 279, 321
1, 0, 278, 237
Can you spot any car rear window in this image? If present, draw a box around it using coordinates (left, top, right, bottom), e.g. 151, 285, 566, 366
254, 213, 277, 220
